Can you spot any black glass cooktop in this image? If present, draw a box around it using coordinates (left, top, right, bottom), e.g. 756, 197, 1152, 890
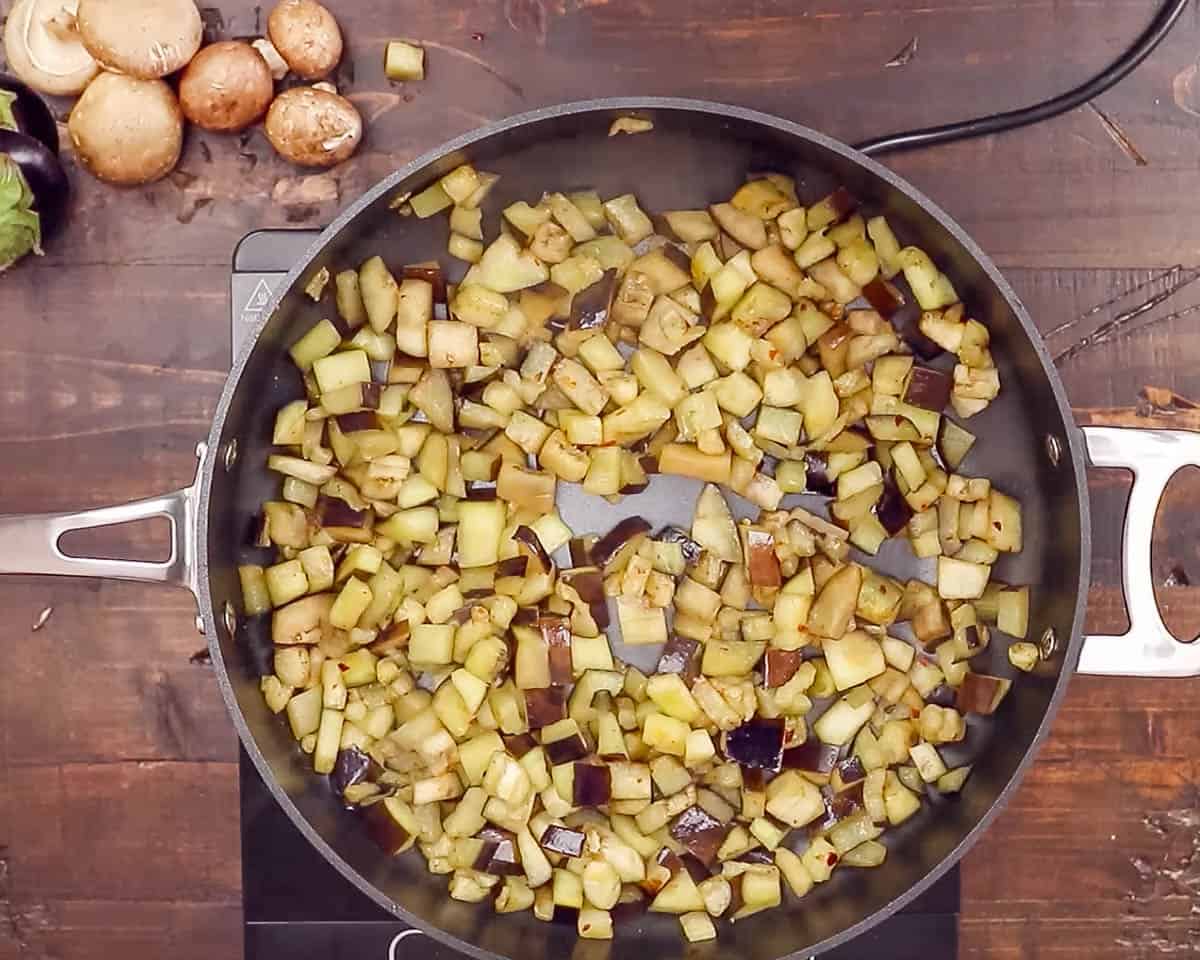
232, 231, 959, 960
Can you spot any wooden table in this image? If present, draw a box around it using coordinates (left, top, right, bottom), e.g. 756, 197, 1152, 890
3, 0, 1200, 956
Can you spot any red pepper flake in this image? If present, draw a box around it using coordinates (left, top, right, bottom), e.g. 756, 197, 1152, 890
827, 853, 839, 866
338, 662, 350, 672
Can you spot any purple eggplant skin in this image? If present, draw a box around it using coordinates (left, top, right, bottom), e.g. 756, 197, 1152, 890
331, 746, 379, 796
0, 76, 59, 155
656, 635, 701, 684
668, 805, 728, 866
0, 129, 69, 242
572, 763, 612, 807
781, 739, 840, 774
804, 453, 836, 496
724, 718, 785, 772
875, 480, 914, 536
540, 824, 586, 857
654, 525, 704, 565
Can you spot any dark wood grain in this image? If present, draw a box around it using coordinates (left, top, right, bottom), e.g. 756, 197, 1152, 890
2, 0, 1199, 957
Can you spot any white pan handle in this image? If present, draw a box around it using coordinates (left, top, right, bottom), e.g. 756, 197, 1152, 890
1079, 426, 1200, 677
0, 443, 204, 600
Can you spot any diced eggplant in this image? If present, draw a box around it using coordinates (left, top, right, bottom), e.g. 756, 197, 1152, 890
655, 525, 704, 566
744, 529, 782, 587
805, 453, 835, 496
956, 672, 1011, 715
318, 495, 370, 529
560, 567, 606, 605
808, 565, 862, 640
543, 721, 590, 763
835, 756, 867, 787
691, 484, 741, 562
763, 648, 803, 688
781, 740, 839, 774
570, 269, 617, 330
403, 264, 449, 307
904, 365, 953, 412
938, 418, 976, 471
504, 732, 538, 758
514, 525, 553, 573
568, 538, 594, 566
861, 277, 905, 317
335, 410, 380, 433
591, 516, 652, 571
540, 824, 587, 857
723, 719, 785, 772
365, 796, 418, 854
525, 687, 567, 729
331, 746, 377, 796
656, 635, 702, 684
669, 805, 729, 866
875, 481, 913, 536
573, 763, 612, 806
539, 615, 573, 686
474, 827, 524, 875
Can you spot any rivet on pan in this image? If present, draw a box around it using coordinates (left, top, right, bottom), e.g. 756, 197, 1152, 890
194, 614, 205, 635
223, 601, 238, 637
1039, 626, 1059, 659
1044, 434, 1062, 468
224, 439, 239, 471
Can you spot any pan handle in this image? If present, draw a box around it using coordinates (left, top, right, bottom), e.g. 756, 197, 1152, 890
0, 443, 204, 600
1078, 426, 1200, 677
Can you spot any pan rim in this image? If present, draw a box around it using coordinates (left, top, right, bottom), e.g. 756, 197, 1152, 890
200, 96, 1091, 959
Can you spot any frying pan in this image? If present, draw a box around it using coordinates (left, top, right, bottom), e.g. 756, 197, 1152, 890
3, 98, 1199, 959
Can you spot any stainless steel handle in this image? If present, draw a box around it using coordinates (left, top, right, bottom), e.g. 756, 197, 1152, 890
1079, 427, 1200, 677
0, 443, 205, 599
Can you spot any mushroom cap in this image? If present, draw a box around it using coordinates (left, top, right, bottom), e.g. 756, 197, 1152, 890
76, 0, 202, 79
267, 0, 342, 80
264, 85, 361, 168
68, 72, 183, 185
3, 0, 99, 96
179, 40, 275, 132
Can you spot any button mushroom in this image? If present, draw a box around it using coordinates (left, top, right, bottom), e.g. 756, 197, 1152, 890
179, 40, 275, 133
4, 0, 99, 96
264, 85, 362, 168
68, 72, 183, 185
76, 0, 202, 79
267, 0, 343, 80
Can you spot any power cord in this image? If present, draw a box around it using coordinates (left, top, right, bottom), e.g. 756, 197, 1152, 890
855, 0, 1191, 156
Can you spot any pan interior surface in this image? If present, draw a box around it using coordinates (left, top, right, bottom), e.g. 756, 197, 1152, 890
202, 101, 1088, 960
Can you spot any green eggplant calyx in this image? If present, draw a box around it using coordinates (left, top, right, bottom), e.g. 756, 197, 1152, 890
0, 154, 43, 273
0, 91, 16, 133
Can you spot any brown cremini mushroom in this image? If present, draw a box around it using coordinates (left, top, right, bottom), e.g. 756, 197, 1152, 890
76, 0, 202, 79
267, 0, 342, 80
264, 85, 361, 168
179, 40, 275, 133
68, 72, 183, 185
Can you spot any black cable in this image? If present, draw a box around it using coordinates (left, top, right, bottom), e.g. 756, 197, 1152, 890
855, 0, 1191, 156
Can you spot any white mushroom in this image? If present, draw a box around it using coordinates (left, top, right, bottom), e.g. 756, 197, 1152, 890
76, 0, 202, 79
3, 0, 99, 96
68, 72, 183, 185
